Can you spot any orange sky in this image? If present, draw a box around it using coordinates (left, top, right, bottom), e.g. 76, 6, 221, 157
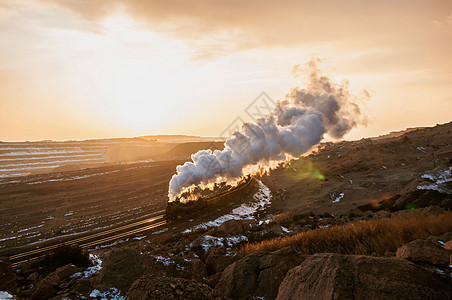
0, 0, 451, 141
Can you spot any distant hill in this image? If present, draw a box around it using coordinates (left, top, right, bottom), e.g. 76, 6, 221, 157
165, 142, 225, 159
138, 135, 226, 143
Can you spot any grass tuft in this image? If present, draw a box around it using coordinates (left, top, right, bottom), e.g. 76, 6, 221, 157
239, 210, 452, 257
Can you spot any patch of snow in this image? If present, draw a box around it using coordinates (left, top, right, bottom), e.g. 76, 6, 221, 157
89, 288, 124, 300
152, 228, 169, 235
258, 219, 271, 226
155, 255, 173, 266
94, 238, 129, 249
183, 179, 272, 233
154, 255, 184, 270
0, 292, 14, 300
417, 167, 452, 194
281, 226, 291, 233
17, 224, 44, 233
132, 236, 146, 240
195, 235, 248, 252
330, 192, 344, 203
71, 254, 102, 279
417, 146, 426, 153
28, 170, 121, 185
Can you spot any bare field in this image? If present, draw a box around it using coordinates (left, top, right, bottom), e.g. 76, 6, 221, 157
0, 160, 184, 253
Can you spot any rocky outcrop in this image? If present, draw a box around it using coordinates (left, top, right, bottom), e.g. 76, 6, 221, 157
215, 248, 307, 300
31, 264, 78, 300
276, 253, 452, 300
213, 219, 254, 236
205, 247, 239, 275
127, 274, 228, 300
93, 247, 212, 293
93, 247, 147, 293
396, 239, 452, 265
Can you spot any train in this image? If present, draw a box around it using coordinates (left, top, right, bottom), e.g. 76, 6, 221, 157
165, 175, 255, 220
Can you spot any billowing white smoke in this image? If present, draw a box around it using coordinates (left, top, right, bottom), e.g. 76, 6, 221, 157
168, 59, 368, 201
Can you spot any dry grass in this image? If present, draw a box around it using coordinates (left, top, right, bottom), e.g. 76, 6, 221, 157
239, 210, 452, 257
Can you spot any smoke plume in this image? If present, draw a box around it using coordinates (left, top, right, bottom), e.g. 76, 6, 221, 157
168, 59, 368, 201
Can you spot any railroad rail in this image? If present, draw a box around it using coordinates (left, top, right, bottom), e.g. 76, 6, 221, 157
8, 214, 166, 267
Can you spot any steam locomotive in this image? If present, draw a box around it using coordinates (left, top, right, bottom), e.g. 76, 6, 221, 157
165, 175, 255, 220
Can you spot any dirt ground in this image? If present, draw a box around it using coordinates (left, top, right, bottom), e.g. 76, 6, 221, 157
267, 122, 452, 216
0, 160, 186, 253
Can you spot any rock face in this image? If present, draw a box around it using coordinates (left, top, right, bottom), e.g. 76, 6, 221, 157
215, 248, 307, 300
396, 239, 452, 265
127, 274, 228, 300
276, 253, 452, 300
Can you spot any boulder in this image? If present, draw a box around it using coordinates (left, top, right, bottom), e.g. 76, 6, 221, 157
396, 239, 452, 265
93, 247, 146, 293
127, 274, 228, 300
26, 272, 40, 282
189, 259, 206, 282
31, 273, 61, 300
93, 247, 206, 292
53, 263, 78, 280
205, 247, 239, 275
31, 264, 77, 300
276, 253, 452, 300
214, 219, 254, 236
215, 248, 307, 300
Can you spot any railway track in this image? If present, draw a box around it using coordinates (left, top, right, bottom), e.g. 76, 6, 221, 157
8, 214, 166, 267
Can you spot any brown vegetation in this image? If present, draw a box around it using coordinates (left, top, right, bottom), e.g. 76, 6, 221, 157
239, 210, 452, 256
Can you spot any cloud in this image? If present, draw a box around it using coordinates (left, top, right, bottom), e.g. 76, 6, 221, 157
44, 0, 452, 60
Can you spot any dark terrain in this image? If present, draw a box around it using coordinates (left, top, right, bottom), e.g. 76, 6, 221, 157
1, 122, 451, 299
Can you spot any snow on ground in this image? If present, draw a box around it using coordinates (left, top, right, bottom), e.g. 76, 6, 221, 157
154, 255, 185, 270
71, 254, 103, 279
152, 228, 169, 235
183, 179, 272, 233
417, 167, 452, 194
0, 292, 14, 300
281, 226, 291, 233
16, 224, 44, 233
89, 288, 124, 300
194, 235, 248, 252
330, 192, 344, 203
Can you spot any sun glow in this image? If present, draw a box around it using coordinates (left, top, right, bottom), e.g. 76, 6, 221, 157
57, 15, 195, 133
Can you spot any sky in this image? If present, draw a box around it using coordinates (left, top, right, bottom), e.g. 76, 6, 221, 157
0, 0, 451, 141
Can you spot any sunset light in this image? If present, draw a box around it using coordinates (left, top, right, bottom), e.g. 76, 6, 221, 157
1, 2, 452, 299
